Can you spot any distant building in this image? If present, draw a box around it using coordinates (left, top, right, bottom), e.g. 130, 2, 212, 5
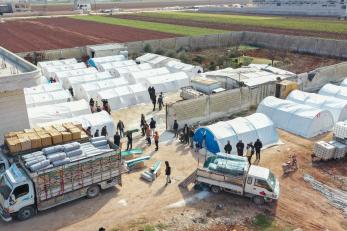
0, 0, 31, 14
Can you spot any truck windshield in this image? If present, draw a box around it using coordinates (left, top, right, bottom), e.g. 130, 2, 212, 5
267, 172, 276, 190
0, 175, 11, 200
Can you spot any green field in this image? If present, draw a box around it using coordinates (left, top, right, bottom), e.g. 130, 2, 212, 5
140, 12, 347, 34
71, 15, 227, 36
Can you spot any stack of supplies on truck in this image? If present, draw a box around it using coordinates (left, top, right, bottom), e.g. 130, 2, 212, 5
328, 140, 347, 159
313, 141, 336, 161
333, 122, 347, 144
4, 122, 88, 154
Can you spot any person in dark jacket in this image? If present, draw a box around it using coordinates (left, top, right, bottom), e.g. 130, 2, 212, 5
89, 98, 95, 108
224, 141, 232, 154
183, 124, 189, 144
189, 127, 195, 148
101, 126, 108, 137
254, 139, 263, 161
150, 118, 156, 136
173, 120, 179, 138
236, 140, 245, 156
152, 94, 157, 111
140, 114, 146, 136
113, 132, 121, 149
117, 120, 125, 137
86, 126, 92, 137
126, 132, 133, 151
246, 142, 254, 165
94, 129, 99, 137
157, 92, 164, 110
165, 161, 171, 185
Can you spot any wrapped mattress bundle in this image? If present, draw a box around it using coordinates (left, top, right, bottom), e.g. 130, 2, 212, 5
22, 151, 44, 160
90, 136, 106, 142
25, 156, 47, 167
29, 160, 50, 171
52, 158, 71, 167
66, 149, 83, 158
43, 145, 64, 155
63, 142, 81, 152
47, 152, 66, 162
92, 140, 108, 147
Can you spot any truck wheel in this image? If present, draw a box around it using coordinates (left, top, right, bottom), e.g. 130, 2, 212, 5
87, 185, 100, 198
211, 185, 221, 193
16, 206, 35, 221
253, 196, 265, 205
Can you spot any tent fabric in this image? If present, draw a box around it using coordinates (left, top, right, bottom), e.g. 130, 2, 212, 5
53, 67, 98, 83
339, 79, 347, 87
112, 63, 152, 78
127, 67, 171, 84
318, 83, 347, 100
257, 96, 334, 138
287, 90, 347, 122
44, 63, 87, 78
63, 71, 114, 89
143, 72, 190, 93
24, 83, 63, 95
135, 53, 180, 68
96, 83, 151, 110
38, 58, 77, 76
165, 60, 203, 76
37, 111, 116, 139
194, 113, 279, 154
98, 60, 137, 74
27, 99, 91, 128
76, 77, 129, 101
25, 90, 72, 108
87, 55, 126, 70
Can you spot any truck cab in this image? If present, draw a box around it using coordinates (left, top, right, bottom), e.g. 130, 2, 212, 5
244, 165, 280, 204
0, 151, 10, 175
0, 164, 35, 221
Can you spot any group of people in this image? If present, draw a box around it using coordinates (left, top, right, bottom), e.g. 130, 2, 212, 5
89, 98, 111, 115
224, 139, 263, 164
85, 126, 108, 138
148, 86, 164, 111
140, 114, 160, 151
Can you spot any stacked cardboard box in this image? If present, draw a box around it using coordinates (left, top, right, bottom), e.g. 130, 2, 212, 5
313, 141, 336, 161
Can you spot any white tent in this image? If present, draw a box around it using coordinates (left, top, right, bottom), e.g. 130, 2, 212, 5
136, 53, 180, 68
37, 111, 116, 139
287, 90, 347, 122
144, 72, 190, 93
339, 78, 347, 87
27, 99, 91, 128
24, 83, 63, 95
53, 67, 98, 83
76, 77, 129, 101
38, 58, 77, 76
44, 63, 87, 79
257, 96, 334, 138
25, 90, 72, 108
98, 60, 137, 74
165, 60, 203, 77
112, 63, 152, 78
127, 67, 171, 84
319, 83, 347, 100
194, 113, 279, 154
96, 83, 151, 110
88, 55, 126, 70
63, 71, 114, 89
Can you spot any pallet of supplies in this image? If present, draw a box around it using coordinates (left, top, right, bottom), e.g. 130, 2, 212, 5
6, 138, 21, 153
328, 140, 347, 159
313, 141, 335, 161
333, 122, 347, 140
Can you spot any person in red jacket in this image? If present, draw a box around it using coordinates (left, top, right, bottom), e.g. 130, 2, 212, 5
154, 131, 159, 151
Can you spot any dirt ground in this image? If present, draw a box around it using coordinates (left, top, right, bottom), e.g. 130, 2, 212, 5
1, 92, 347, 231
0, 17, 176, 53
116, 14, 347, 40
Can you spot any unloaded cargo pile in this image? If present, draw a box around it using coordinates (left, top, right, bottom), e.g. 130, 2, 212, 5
22, 136, 111, 172
5, 122, 88, 154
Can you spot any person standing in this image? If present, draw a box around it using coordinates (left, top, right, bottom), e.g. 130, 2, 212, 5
246, 142, 254, 165
140, 114, 146, 136
189, 127, 195, 148
236, 140, 245, 156
165, 161, 171, 185
173, 120, 179, 138
101, 126, 108, 137
224, 141, 232, 154
183, 124, 189, 144
154, 131, 159, 151
145, 124, 151, 145
94, 129, 99, 137
152, 94, 157, 111
86, 126, 92, 137
117, 120, 125, 137
157, 92, 164, 111
150, 118, 156, 136
113, 132, 121, 150
254, 139, 263, 161
148, 86, 152, 100
126, 132, 133, 151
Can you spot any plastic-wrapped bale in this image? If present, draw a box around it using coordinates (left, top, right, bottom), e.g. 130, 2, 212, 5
333, 122, 347, 139
43, 145, 64, 155
92, 140, 108, 147
66, 149, 83, 158
313, 141, 336, 161
29, 160, 50, 172
328, 141, 347, 159
25, 156, 47, 166
90, 136, 106, 142
63, 142, 81, 152
52, 158, 71, 167
141, 171, 154, 182
22, 151, 44, 160
47, 152, 66, 162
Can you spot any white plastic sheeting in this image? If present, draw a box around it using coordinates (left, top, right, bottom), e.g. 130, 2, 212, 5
96, 83, 150, 110
194, 113, 279, 154
165, 60, 203, 76
53, 67, 98, 83
44, 63, 87, 79
88, 55, 126, 70
136, 53, 180, 68
144, 72, 190, 93
27, 99, 91, 128
127, 67, 171, 84
76, 77, 129, 101
257, 96, 334, 138
37, 111, 116, 139
25, 90, 72, 108
38, 58, 77, 76
319, 83, 347, 100
24, 83, 63, 95
287, 90, 347, 122
112, 63, 152, 78
339, 78, 347, 87
63, 71, 114, 89
98, 60, 137, 74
